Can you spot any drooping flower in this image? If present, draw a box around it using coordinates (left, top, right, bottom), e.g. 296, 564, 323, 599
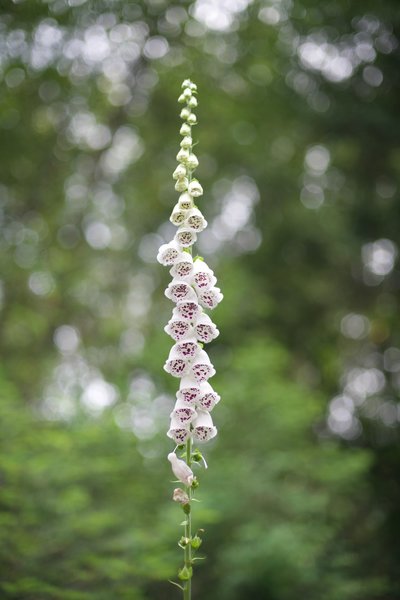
190, 349, 216, 383
165, 279, 198, 303
171, 398, 197, 424
176, 375, 202, 405
198, 287, 224, 310
168, 452, 195, 485
156, 240, 181, 266
192, 259, 217, 290
194, 312, 220, 343
164, 345, 191, 378
197, 381, 221, 411
167, 417, 191, 445
192, 411, 217, 442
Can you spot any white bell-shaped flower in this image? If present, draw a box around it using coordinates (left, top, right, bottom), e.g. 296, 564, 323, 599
188, 180, 203, 197
156, 240, 182, 266
170, 206, 187, 226
192, 410, 217, 442
188, 96, 197, 108
197, 382, 220, 411
180, 136, 192, 149
164, 346, 191, 378
168, 451, 194, 485
185, 208, 207, 232
175, 336, 200, 359
194, 312, 220, 343
180, 123, 191, 136
171, 398, 197, 425
187, 113, 197, 125
164, 308, 191, 341
180, 108, 191, 120
176, 375, 201, 405
198, 287, 223, 310
175, 227, 197, 248
173, 164, 187, 180
190, 349, 216, 383
192, 259, 217, 291
186, 153, 199, 170
176, 148, 190, 162
174, 178, 188, 192
167, 419, 191, 445
169, 252, 194, 279
178, 192, 194, 210
165, 279, 197, 303
176, 299, 200, 321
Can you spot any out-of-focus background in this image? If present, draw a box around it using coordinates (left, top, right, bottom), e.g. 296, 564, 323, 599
1, 0, 399, 598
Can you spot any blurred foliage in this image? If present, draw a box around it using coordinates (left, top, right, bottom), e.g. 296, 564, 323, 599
0, 0, 399, 598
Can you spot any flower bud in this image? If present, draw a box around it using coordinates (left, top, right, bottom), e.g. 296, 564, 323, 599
186, 208, 207, 232
175, 227, 197, 248
188, 180, 203, 197
180, 108, 191, 120
176, 148, 189, 162
180, 136, 192, 149
181, 79, 192, 89
174, 178, 188, 192
173, 164, 187, 180
188, 96, 198, 108
167, 420, 191, 445
186, 153, 199, 170
190, 349, 216, 383
189, 82, 197, 91
180, 123, 191, 136
168, 451, 194, 485
157, 240, 181, 266
178, 93, 186, 103
187, 113, 197, 125
170, 206, 187, 226
178, 566, 193, 581
183, 87, 192, 99
192, 410, 217, 442
191, 535, 202, 549
178, 192, 194, 210
173, 488, 190, 504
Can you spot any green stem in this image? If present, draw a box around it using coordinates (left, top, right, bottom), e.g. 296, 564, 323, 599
183, 437, 192, 600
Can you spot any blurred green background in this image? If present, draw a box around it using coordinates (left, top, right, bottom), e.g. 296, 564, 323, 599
1, 0, 399, 598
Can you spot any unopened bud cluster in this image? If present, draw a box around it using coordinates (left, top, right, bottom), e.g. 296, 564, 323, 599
157, 79, 223, 450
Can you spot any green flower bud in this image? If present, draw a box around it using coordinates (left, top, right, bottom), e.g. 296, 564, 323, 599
191, 478, 200, 489
183, 502, 191, 515
178, 565, 193, 581
191, 535, 202, 550
187, 113, 197, 125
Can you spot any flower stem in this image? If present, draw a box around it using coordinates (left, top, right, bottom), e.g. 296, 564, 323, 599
183, 437, 192, 600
